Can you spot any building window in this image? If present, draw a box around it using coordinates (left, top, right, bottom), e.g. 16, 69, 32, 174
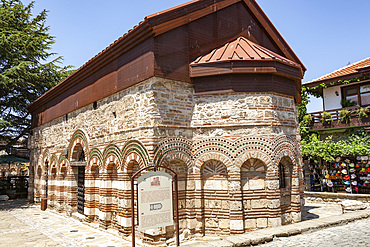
342, 83, 370, 106
279, 162, 286, 189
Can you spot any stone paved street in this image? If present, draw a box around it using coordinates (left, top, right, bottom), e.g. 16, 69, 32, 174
259, 217, 370, 247
0, 199, 131, 247
1, 199, 370, 247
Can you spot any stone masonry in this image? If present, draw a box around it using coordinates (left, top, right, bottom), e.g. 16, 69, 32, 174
29, 76, 304, 242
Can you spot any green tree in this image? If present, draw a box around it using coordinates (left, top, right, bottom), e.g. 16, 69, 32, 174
0, 0, 72, 151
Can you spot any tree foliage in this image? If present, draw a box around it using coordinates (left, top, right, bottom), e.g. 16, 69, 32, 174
0, 0, 72, 151
301, 132, 370, 162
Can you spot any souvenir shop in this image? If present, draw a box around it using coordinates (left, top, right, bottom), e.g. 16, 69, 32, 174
307, 156, 370, 194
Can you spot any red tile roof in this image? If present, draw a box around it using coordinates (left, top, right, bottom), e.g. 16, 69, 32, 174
305, 57, 370, 86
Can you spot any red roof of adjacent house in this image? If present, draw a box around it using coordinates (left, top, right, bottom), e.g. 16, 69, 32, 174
305, 57, 370, 87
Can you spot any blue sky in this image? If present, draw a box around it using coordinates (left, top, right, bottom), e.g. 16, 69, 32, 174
24, 0, 370, 112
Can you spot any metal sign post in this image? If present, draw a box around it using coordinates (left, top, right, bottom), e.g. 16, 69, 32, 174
130, 164, 179, 247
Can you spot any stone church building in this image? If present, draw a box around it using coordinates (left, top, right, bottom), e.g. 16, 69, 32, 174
28, 0, 306, 241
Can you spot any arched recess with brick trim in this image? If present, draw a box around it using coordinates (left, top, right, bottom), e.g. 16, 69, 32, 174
36, 151, 50, 202
87, 148, 104, 172
48, 154, 58, 207
193, 138, 233, 170
56, 157, 69, 208
241, 158, 270, 231
153, 138, 192, 168
155, 140, 193, 229
85, 148, 103, 223
68, 130, 89, 162
276, 155, 294, 225
120, 143, 149, 235
272, 135, 302, 225
122, 140, 150, 169
200, 159, 229, 235
100, 145, 121, 229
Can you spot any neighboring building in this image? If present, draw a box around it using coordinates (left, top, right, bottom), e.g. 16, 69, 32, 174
27, 0, 305, 242
305, 57, 370, 135
304, 57, 370, 194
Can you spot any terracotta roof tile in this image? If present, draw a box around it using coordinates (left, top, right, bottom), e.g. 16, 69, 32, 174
309, 57, 370, 83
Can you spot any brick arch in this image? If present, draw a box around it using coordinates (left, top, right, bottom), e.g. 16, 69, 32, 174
68, 129, 89, 161
160, 152, 193, 170
195, 151, 233, 171
57, 154, 67, 173
273, 146, 299, 171
272, 136, 299, 162
122, 152, 145, 172
193, 138, 233, 165
153, 138, 193, 168
234, 150, 272, 171
50, 154, 58, 166
103, 144, 122, 171
41, 149, 50, 169
122, 140, 151, 168
59, 158, 69, 176
234, 137, 274, 164
87, 148, 104, 172
49, 154, 58, 177
58, 156, 70, 175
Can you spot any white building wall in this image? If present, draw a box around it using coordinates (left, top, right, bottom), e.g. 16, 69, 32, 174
323, 85, 342, 111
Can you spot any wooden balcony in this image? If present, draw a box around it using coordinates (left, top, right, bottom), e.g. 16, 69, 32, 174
309, 106, 370, 131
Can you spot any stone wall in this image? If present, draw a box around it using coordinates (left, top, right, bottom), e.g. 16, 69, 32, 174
29, 77, 304, 241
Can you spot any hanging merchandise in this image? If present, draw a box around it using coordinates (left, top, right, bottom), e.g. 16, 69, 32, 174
326, 180, 333, 187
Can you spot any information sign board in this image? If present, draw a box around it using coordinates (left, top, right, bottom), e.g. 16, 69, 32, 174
137, 171, 174, 231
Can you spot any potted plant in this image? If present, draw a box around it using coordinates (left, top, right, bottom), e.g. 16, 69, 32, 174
338, 109, 351, 123
357, 106, 370, 122
321, 111, 332, 124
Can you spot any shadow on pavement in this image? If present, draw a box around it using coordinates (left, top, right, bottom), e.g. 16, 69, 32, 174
302, 205, 320, 220
0, 198, 32, 211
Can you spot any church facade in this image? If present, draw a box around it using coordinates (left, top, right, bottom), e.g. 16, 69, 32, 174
28, 0, 306, 241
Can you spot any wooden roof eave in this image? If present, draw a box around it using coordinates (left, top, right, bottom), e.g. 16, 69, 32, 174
27, 21, 153, 113
190, 59, 302, 79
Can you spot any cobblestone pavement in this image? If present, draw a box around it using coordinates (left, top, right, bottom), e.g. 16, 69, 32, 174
1, 199, 369, 247
259, 217, 370, 247
0, 199, 131, 247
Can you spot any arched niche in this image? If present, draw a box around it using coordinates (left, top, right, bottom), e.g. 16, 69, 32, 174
278, 156, 294, 225
71, 143, 86, 162
241, 158, 266, 191
201, 159, 229, 234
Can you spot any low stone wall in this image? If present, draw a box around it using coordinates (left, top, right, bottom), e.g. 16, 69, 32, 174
305, 191, 370, 203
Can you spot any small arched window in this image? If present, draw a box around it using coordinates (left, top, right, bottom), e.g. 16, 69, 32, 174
279, 162, 286, 189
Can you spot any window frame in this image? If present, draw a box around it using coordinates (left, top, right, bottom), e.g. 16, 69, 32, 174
342, 82, 370, 107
